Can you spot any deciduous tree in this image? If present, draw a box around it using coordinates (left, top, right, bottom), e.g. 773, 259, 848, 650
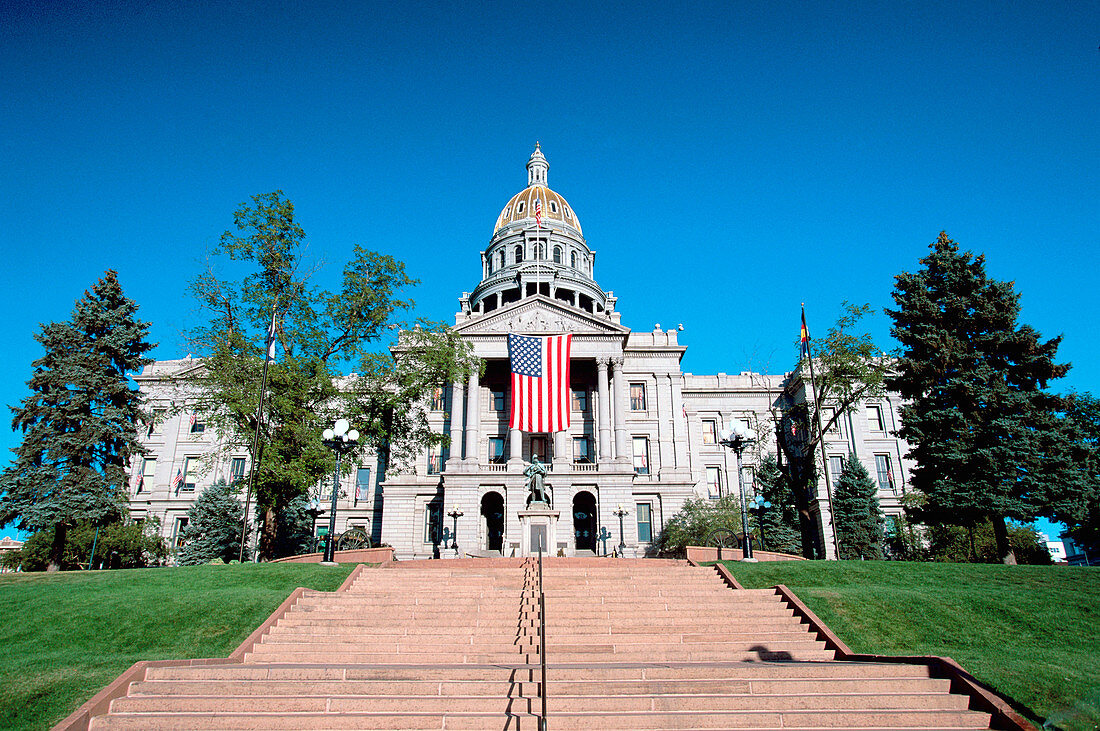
0, 271, 154, 571
186, 192, 478, 560
887, 232, 1070, 564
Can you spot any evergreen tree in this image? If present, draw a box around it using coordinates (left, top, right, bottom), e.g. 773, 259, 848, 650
887, 232, 1070, 564
751, 455, 802, 554
177, 480, 245, 565
1043, 391, 1100, 555
187, 192, 479, 560
0, 271, 154, 571
832, 455, 884, 559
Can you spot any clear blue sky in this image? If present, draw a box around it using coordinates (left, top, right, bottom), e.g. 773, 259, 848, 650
2, 1, 1096, 541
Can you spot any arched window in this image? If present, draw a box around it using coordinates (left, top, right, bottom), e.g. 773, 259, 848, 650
553, 246, 562, 264
535, 242, 544, 260
550, 201, 558, 213
487, 254, 493, 276
570, 251, 577, 268
514, 245, 524, 264
498, 250, 505, 269
517, 201, 525, 214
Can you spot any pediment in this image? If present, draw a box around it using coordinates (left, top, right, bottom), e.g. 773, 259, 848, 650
455, 296, 630, 337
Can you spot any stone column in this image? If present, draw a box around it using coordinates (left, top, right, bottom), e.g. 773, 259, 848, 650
464, 366, 480, 463
509, 428, 523, 465
596, 358, 612, 464
656, 374, 674, 473
611, 356, 629, 462
449, 380, 465, 463
670, 375, 688, 469
553, 430, 568, 468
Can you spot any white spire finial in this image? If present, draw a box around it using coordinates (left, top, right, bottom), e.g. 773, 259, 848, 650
526, 142, 549, 187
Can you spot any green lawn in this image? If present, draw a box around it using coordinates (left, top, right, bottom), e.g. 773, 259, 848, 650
0, 563, 355, 731
721, 560, 1100, 731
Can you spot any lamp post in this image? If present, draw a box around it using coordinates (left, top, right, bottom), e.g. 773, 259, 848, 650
751, 495, 772, 552
719, 421, 757, 562
597, 527, 612, 556
321, 418, 359, 565
613, 505, 628, 557
448, 509, 463, 552
306, 499, 323, 553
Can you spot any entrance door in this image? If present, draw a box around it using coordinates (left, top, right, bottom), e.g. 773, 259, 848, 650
572, 491, 597, 552
480, 491, 505, 553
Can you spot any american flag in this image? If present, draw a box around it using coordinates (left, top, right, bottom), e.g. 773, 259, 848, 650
534, 197, 542, 228
171, 467, 183, 491
509, 333, 571, 433
189, 413, 197, 427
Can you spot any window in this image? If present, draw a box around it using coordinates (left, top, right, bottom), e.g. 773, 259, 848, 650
564, 206, 572, 220
867, 405, 885, 433
549, 200, 558, 213
530, 435, 548, 462
822, 407, 845, 437
514, 245, 524, 264
702, 419, 717, 445
487, 256, 493, 276
424, 503, 443, 544
189, 415, 205, 434
571, 387, 588, 412
632, 437, 650, 475
875, 454, 896, 493
430, 386, 447, 411
173, 517, 189, 548
553, 245, 562, 264
355, 467, 372, 503
517, 201, 525, 214
489, 436, 506, 464
630, 383, 647, 411
828, 456, 844, 481
573, 436, 593, 463
178, 457, 197, 493
636, 503, 653, 543
706, 466, 722, 498
498, 251, 505, 269
741, 465, 755, 493
427, 448, 443, 475
147, 408, 166, 437
491, 388, 506, 411
570, 251, 577, 268
230, 457, 246, 483
137, 458, 156, 494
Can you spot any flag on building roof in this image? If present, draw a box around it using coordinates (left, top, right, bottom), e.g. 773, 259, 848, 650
800, 306, 811, 361
534, 197, 542, 228
508, 333, 571, 433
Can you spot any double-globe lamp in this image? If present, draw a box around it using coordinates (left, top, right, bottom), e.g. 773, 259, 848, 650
718, 420, 758, 562
320, 418, 359, 565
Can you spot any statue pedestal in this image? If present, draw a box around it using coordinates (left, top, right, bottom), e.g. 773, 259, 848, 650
518, 508, 560, 557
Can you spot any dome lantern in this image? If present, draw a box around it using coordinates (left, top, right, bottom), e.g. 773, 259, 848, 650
526, 142, 549, 187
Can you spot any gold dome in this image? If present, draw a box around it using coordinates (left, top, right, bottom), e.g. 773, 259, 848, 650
493, 185, 582, 236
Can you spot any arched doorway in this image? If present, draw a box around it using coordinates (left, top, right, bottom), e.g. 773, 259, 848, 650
572, 491, 597, 553
480, 491, 505, 553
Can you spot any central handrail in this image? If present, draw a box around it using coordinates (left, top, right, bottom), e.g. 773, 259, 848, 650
537, 542, 548, 731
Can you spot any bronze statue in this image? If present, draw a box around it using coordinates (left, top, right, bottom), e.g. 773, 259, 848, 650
524, 456, 550, 506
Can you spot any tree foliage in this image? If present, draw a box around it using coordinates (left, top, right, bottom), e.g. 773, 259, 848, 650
1042, 391, 1100, 554
11, 519, 167, 571
926, 520, 1053, 565
832, 455, 884, 560
0, 271, 154, 571
778, 303, 889, 559
177, 480, 245, 565
887, 232, 1071, 564
657, 495, 744, 556
750, 455, 802, 554
185, 192, 479, 560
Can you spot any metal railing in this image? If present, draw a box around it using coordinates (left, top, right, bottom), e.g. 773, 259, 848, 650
537, 541, 548, 731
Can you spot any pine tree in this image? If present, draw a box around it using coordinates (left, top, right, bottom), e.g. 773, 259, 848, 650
832, 454, 884, 559
177, 480, 245, 565
887, 232, 1070, 564
752, 455, 802, 554
0, 271, 154, 571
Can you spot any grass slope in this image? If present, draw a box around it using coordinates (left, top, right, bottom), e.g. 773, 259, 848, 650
722, 561, 1100, 731
0, 563, 355, 731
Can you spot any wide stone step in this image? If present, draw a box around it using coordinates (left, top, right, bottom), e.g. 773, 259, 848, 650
244, 649, 835, 664
130, 675, 953, 697
146, 661, 936, 682
89, 708, 992, 730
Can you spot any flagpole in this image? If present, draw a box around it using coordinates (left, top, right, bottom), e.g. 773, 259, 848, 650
239, 303, 277, 562
802, 304, 842, 560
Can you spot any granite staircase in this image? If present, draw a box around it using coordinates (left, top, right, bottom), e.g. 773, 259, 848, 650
86, 558, 994, 730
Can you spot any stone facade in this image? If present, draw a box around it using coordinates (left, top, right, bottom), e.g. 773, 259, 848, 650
127, 145, 912, 561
